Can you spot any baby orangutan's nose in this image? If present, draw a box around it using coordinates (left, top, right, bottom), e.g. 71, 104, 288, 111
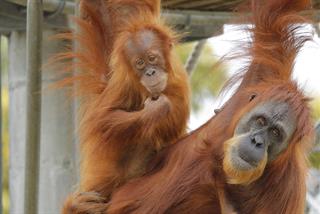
145, 68, 156, 76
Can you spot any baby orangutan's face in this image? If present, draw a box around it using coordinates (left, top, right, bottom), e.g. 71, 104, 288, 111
125, 29, 169, 99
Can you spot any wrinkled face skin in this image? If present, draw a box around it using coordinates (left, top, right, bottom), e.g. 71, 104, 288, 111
125, 29, 168, 99
223, 101, 296, 184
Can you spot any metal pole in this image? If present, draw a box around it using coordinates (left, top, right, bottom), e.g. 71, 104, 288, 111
73, 0, 81, 178
0, 35, 3, 214
24, 0, 43, 214
6, 0, 75, 15
185, 39, 207, 75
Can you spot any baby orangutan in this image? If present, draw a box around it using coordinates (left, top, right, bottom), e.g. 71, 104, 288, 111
60, 0, 190, 213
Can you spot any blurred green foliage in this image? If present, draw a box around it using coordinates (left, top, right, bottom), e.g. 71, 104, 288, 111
175, 42, 227, 111
310, 153, 320, 169
310, 99, 320, 169
311, 99, 320, 120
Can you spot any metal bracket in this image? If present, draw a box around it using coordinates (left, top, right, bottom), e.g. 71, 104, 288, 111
45, 0, 66, 19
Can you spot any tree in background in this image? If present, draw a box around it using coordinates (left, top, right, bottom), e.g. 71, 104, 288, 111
176, 42, 227, 111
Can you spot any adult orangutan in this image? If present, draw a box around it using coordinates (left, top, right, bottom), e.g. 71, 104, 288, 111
107, 0, 314, 213
56, 0, 190, 213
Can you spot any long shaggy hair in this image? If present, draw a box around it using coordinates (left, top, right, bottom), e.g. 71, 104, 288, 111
107, 0, 315, 213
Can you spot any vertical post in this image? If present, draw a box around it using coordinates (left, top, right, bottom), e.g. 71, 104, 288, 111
73, 0, 81, 178
0, 35, 2, 214
185, 39, 207, 75
9, 17, 77, 214
38, 29, 78, 213
24, 0, 43, 214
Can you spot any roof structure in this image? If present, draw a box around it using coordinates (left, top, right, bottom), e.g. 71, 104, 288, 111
0, 0, 320, 41
163, 0, 243, 11
164, 0, 320, 11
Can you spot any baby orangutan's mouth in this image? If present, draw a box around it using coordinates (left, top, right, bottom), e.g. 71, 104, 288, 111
151, 96, 159, 101
145, 80, 167, 99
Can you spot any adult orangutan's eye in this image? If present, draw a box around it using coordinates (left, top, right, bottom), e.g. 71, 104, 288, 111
256, 116, 266, 127
271, 127, 280, 138
249, 94, 257, 102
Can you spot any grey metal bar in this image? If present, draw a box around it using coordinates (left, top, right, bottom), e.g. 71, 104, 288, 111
0, 34, 2, 214
72, 0, 81, 180
0, 0, 69, 33
24, 0, 43, 214
45, 0, 66, 19
185, 39, 207, 74
6, 0, 74, 15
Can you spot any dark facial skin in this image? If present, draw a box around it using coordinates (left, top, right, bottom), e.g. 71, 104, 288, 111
125, 29, 168, 99
232, 102, 296, 170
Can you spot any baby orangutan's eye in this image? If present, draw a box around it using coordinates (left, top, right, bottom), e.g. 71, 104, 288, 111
136, 58, 145, 69
148, 55, 157, 63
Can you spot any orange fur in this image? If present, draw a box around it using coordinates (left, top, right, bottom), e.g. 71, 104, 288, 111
107, 0, 314, 213
58, 0, 190, 213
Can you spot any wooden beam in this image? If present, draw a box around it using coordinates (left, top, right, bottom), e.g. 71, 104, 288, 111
206, 0, 243, 10
166, 0, 224, 9
163, 0, 187, 7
